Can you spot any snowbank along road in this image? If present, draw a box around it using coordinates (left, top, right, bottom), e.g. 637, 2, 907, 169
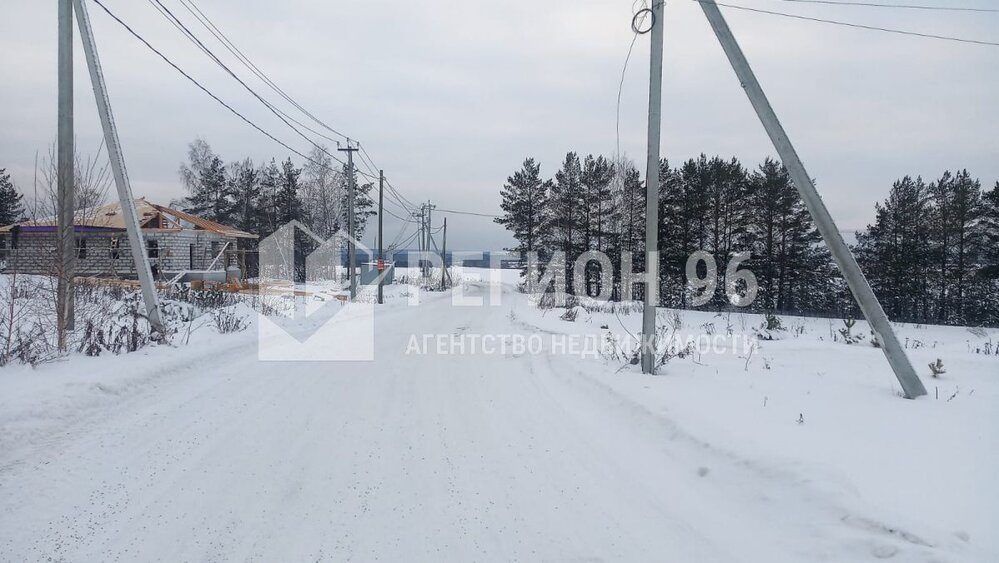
0, 280, 993, 562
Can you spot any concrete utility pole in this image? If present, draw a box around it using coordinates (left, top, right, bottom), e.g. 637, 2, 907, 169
338, 143, 359, 300
421, 204, 428, 279
440, 216, 447, 291
57, 0, 76, 349
641, 0, 665, 374
377, 170, 384, 305
75, 0, 164, 333
425, 202, 435, 281
414, 207, 423, 276
697, 0, 927, 399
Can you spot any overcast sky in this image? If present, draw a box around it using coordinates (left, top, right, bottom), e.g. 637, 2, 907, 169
2, 0, 997, 250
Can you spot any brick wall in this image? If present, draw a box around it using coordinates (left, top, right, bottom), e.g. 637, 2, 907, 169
0, 230, 240, 278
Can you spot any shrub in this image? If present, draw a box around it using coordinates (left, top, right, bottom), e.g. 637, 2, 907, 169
212, 307, 248, 334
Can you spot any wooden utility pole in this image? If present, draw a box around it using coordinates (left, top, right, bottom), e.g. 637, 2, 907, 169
338, 143, 359, 300
697, 0, 926, 399
640, 0, 665, 374
57, 0, 76, 349
377, 170, 384, 304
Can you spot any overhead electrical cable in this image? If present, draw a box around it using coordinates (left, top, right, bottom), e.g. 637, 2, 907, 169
90, 0, 324, 167
436, 208, 502, 219
151, 0, 414, 198
696, 0, 999, 46
146, 0, 368, 172
176, 0, 352, 138
774, 0, 999, 13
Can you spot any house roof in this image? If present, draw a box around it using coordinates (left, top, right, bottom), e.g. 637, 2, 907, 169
0, 198, 257, 239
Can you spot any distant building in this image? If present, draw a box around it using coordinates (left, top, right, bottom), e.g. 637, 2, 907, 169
0, 198, 256, 279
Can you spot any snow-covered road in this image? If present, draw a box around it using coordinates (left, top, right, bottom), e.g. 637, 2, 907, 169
0, 283, 987, 561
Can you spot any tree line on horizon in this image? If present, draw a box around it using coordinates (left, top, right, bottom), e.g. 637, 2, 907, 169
0, 138, 376, 246
175, 138, 376, 243
0, 139, 376, 281
495, 153, 999, 327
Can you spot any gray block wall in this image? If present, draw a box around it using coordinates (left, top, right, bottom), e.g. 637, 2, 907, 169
0, 230, 239, 278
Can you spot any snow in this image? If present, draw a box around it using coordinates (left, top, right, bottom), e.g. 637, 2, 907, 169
0, 269, 996, 561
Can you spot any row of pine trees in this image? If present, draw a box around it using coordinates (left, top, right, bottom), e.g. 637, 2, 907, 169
496, 153, 999, 327
176, 138, 376, 243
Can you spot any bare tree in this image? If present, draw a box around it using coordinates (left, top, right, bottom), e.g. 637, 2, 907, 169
27, 140, 111, 222
301, 144, 344, 239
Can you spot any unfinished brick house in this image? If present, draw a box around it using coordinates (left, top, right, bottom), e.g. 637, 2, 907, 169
0, 198, 256, 280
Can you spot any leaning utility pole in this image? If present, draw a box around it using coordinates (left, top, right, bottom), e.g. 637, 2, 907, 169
640, 0, 665, 374
338, 143, 359, 300
57, 0, 76, 349
75, 0, 164, 333
697, 0, 927, 399
377, 170, 384, 305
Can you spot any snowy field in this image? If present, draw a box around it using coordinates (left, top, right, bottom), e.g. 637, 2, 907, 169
0, 268, 996, 561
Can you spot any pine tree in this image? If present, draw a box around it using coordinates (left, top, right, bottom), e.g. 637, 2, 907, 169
661, 157, 708, 307
546, 152, 586, 293
613, 163, 645, 262
275, 158, 303, 225
0, 168, 25, 226
336, 163, 376, 241
979, 182, 999, 324
948, 170, 982, 323
495, 158, 550, 266
353, 180, 377, 240
489, 149, 996, 325
607, 161, 645, 301
855, 176, 933, 322
928, 171, 955, 323
982, 182, 999, 279
744, 158, 827, 314
179, 139, 235, 225
258, 159, 282, 237
704, 156, 750, 308
227, 158, 264, 235
579, 155, 615, 296
580, 155, 615, 252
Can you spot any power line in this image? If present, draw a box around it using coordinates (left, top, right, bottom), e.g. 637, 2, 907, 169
616, 1, 647, 159
146, 0, 359, 171
380, 192, 413, 215
385, 183, 417, 212
436, 208, 502, 219
774, 0, 999, 13
97, 0, 466, 225
697, 1, 999, 46
89, 0, 322, 167
388, 229, 420, 252
175, 0, 407, 190
176, 0, 352, 138
151, 0, 415, 197
358, 144, 419, 213
382, 206, 417, 223
386, 223, 410, 250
